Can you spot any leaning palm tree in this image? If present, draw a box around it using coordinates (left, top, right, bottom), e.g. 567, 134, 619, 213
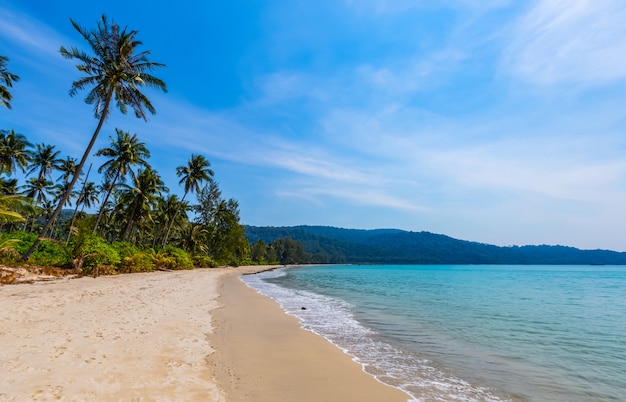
163, 154, 213, 245
22, 15, 166, 260
0, 129, 32, 175
93, 128, 150, 234
66, 181, 99, 244
0, 55, 19, 109
26, 143, 62, 181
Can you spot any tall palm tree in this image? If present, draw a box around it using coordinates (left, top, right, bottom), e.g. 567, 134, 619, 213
93, 128, 150, 234
22, 15, 166, 260
57, 156, 79, 184
26, 143, 62, 181
118, 167, 167, 243
163, 154, 213, 245
0, 129, 32, 175
0, 55, 19, 109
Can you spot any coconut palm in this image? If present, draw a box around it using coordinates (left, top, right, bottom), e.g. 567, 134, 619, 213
163, 154, 213, 245
26, 143, 62, 181
0, 56, 19, 109
93, 128, 150, 234
57, 156, 79, 184
0, 195, 32, 224
0, 129, 32, 175
0, 178, 19, 195
66, 181, 99, 244
21, 177, 55, 207
118, 167, 167, 243
21, 177, 54, 231
22, 15, 167, 260
153, 194, 189, 246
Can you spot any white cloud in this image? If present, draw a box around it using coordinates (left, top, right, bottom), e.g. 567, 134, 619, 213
503, 0, 626, 85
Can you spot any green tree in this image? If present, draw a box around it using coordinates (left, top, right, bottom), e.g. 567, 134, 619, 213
21, 177, 54, 231
163, 154, 213, 245
153, 194, 189, 247
22, 15, 167, 260
93, 128, 150, 234
66, 181, 99, 244
0, 56, 19, 109
26, 143, 62, 181
251, 239, 267, 263
176, 223, 208, 256
118, 167, 167, 243
0, 129, 32, 175
195, 183, 248, 263
57, 156, 79, 185
0, 178, 19, 195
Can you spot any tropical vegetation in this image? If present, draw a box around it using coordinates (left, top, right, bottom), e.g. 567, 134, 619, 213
0, 16, 301, 277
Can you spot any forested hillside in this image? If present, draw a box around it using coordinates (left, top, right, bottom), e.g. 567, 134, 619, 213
244, 225, 626, 265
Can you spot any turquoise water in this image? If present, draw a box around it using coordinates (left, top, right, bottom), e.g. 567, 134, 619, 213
242, 265, 626, 401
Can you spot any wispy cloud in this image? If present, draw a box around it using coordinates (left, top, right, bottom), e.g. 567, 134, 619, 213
502, 0, 626, 85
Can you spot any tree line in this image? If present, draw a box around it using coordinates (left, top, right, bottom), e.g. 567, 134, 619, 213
0, 15, 306, 273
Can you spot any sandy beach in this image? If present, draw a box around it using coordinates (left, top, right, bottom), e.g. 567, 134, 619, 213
0, 267, 408, 401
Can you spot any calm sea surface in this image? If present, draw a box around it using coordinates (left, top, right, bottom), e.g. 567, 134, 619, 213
242, 265, 626, 401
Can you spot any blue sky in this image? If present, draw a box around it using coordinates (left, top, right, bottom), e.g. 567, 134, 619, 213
1, 0, 626, 251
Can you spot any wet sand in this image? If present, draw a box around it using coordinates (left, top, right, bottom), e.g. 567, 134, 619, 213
208, 272, 409, 402
0, 267, 408, 401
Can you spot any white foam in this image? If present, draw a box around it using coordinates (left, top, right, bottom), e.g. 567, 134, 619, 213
242, 271, 510, 402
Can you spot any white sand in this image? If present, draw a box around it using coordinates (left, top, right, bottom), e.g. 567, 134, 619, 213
0, 269, 229, 401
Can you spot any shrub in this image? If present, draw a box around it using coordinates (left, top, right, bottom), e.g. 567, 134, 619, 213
158, 245, 193, 270
112, 242, 154, 273
192, 255, 218, 268
2, 231, 70, 266
79, 235, 121, 269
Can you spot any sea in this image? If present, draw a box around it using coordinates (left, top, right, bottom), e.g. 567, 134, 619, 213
241, 265, 626, 402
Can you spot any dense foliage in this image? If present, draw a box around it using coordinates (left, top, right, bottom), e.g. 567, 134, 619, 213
0, 16, 257, 272
245, 225, 626, 265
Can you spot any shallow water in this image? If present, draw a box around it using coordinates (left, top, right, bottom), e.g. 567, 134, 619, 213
242, 265, 626, 401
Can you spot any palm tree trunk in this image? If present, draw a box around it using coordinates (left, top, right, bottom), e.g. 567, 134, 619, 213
92, 170, 120, 235
21, 89, 113, 261
123, 201, 139, 242
66, 164, 92, 245
163, 191, 187, 246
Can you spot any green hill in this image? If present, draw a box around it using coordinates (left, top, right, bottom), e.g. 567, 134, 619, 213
244, 225, 626, 265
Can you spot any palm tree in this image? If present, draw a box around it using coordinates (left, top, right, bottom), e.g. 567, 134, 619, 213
26, 143, 62, 181
22, 177, 55, 207
153, 194, 189, 247
177, 222, 208, 256
0, 56, 19, 109
22, 15, 166, 260
21, 177, 54, 231
0, 129, 32, 175
118, 167, 167, 243
57, 156, 79, 184
163, 154, 213, 245
93, 128, 150, 234
0, 195, 32, 224
66, 181, 99, 244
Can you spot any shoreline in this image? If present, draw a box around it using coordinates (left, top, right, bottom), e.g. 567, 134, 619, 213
0, 266, 409, 401
209, 268, 410, 402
